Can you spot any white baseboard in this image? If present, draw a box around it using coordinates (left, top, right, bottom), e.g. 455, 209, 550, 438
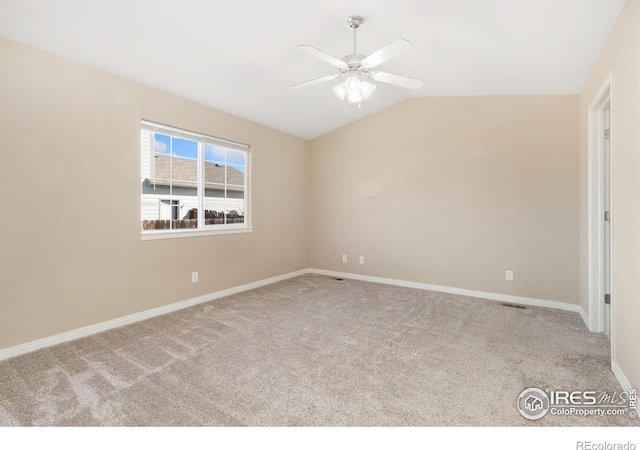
577, 306, 589, 328
0, 267, 593, 362
308, 268, 585, 315
0, 269, 308, 361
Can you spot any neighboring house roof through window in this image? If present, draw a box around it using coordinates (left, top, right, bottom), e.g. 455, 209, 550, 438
146, 154, 244, 191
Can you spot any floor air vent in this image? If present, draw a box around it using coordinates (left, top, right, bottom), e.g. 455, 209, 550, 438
500, 303, 527, 309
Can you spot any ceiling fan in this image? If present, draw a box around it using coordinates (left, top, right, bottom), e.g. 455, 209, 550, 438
290, 15, 424, 105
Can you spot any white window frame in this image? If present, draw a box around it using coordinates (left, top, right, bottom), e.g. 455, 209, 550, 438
140, 120, 252, 240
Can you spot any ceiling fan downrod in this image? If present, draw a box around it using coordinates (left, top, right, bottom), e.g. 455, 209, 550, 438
347, 15, 363, 56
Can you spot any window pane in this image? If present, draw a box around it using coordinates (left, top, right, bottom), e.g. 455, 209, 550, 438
203, 160, 246, 225
226, 149, 245, 168
204, 144, 225, 164
227, 151, 244, 195
226, 184, 245, 225
204, 192, 225, 225
225, 160, 245, 225
142, 122, 249, 233
145, 134, 198, 230
171, 155, 197, 184
141, 128, 154, 230
226, 165, 244, 187
204, 150, 225, 225
154, 133, 171, 155
171, 137, 198, 159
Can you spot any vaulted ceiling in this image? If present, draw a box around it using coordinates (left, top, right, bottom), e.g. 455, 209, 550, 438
0, 0, 627, 139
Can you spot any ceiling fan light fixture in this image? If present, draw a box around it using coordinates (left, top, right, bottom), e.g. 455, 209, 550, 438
347, 90, 364, 103
360, 80, 376, 99
334, 77, 376, 104
345, 76, 361, 93
332, 83, 347, 100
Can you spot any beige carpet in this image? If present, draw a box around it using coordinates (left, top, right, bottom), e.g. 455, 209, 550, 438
0, 274, 634, 426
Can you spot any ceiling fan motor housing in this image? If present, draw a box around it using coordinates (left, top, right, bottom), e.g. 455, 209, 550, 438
342, 55, 368, 74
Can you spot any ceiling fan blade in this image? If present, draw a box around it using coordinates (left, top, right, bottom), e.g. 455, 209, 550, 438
361, 38, 414, 69
370, 71, 424, 90
290, 74, 339, 90
297, 45, 346, 68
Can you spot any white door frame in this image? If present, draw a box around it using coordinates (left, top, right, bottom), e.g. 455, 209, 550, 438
587, 72, 614, 343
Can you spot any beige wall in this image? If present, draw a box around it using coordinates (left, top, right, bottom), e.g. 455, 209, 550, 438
309, 95, 580, 304
0, 38, 310, 349
579, 0, 640, 389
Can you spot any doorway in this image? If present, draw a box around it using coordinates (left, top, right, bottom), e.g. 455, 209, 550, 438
602, 104, 611, 336
587, 73, 614, 346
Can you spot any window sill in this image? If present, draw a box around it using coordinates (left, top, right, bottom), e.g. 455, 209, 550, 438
141, 226, 253, 241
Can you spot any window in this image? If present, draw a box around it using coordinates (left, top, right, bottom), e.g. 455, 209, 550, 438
141, 121, 251, 239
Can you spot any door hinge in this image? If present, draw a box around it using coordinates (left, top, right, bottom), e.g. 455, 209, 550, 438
604, 129, 610, 139
605, 294, 611, 305
604, 211, 610, 222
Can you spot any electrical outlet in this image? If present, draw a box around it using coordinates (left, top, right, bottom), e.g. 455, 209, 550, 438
192, 272, 198, 283
342, 255, 347, 263
359, 256, 365, 264
505, 270, 513, 281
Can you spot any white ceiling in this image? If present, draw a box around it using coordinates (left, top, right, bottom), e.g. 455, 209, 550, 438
0, 0, 627, 139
